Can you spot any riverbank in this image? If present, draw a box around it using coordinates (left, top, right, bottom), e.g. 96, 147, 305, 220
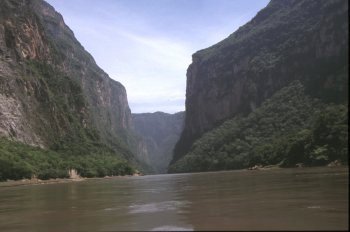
247, 160, 345, 171
1, 164, 346, 188
0, 172, 144, 188
0, 177, 86, 188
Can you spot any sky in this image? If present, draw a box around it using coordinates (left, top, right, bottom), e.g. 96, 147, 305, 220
46, 0, 269, 113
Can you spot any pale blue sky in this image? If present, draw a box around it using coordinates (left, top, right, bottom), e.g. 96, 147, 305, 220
46, 0, 269, 113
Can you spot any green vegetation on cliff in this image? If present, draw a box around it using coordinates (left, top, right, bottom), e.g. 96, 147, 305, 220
0, 60, 137, 181
26, 60, 134, 159
0, 138, 134, 181
169, 82, 348, 173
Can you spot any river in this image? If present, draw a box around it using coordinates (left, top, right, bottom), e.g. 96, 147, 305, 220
0, 167, 348, 231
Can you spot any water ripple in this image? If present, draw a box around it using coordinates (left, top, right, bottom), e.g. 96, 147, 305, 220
150, 225, 193, 231
129, 200, 190, 214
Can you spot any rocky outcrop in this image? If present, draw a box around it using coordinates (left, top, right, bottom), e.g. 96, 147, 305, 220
132, 112, 184, 173
171, 0, 348, 165
0, 0, 136, 162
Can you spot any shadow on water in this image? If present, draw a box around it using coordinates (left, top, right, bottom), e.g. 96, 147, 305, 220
0, 167, 348, 231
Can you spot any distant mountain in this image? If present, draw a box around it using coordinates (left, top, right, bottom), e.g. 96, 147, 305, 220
132, 112, 184, 173
0, 0, 148, 180
169, 0, 348, 172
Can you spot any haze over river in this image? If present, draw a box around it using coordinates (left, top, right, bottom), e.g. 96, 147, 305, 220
0, 167, 348, 231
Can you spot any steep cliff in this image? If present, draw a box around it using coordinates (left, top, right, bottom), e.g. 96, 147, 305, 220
132, 112, 184, 173
0, 0, 140, 179
171, 0, 348, 166
169, 81, 348, 173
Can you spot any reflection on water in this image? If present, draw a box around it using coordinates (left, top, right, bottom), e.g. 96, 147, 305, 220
151, 225, 193, 231
129, 200, 190, 214
0, 167, 348, 231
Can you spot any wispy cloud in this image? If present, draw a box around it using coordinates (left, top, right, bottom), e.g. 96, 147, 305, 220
118, 31, 192, 70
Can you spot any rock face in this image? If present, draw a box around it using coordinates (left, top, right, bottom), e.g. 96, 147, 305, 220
171, 0, 348, 165
0, 0, 135, 161
132, 112, 184, 173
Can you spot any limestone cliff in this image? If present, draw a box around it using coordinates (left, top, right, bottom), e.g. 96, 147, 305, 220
171, 0, 348, 165
132, 112, 184, 173
0, 0, 135, 163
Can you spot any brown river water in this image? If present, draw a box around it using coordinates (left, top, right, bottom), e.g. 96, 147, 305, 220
0, 167, 348, 231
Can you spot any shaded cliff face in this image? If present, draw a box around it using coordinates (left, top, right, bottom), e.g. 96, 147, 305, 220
132, 112, 184, 173
0, 0, 134, 160
169, 81, 348, 173
171, 0, 348, 164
